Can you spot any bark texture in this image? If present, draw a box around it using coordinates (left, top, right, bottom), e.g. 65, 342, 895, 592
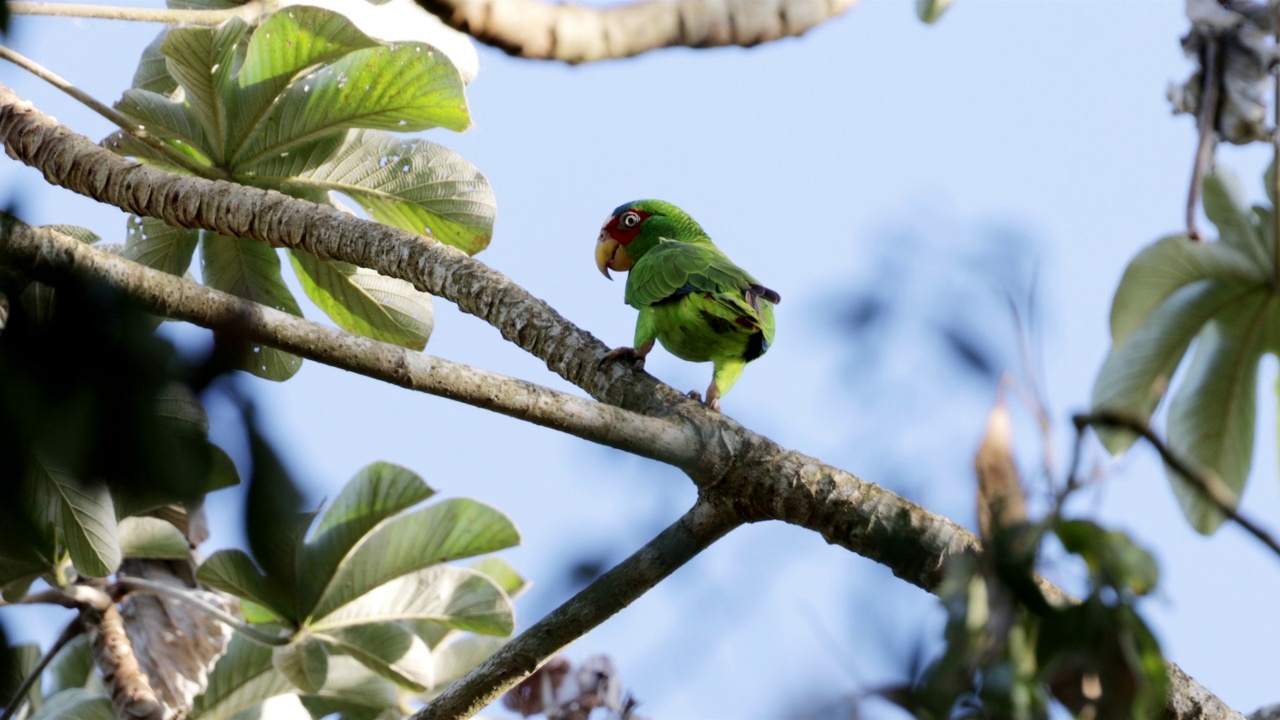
414, 0, 858, 62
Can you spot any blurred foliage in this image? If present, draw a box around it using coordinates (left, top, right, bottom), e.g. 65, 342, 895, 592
0, 221, 237, 594
1092, 166, 1280, 533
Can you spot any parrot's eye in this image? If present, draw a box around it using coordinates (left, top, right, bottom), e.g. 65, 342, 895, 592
619, 211, 642, 229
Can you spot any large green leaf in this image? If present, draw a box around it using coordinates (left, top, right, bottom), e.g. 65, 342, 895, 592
132, 31, 179, 94
411, 557, 527, 649
1107, 235, 1264, 344
161, 20, 248, 158
1092, 282, 1253, 453
231, 43, 469, 168
297, 656, 399, 719
301, 463, 434, 608
312, 566, 513, 636
259, 129, 495, 253
1203, 171, 1270, 267
124, 216, 200, 276
199, 233, 303, 380
289, 249, 433, 349
190, 635, 293, 720
197, 549, 284, 617
273, 635, 328, 693
228, 6, 382, 153
1166, 295, 1274, 533
118, 516, 189, 559
27, 462, 120, 578
312, 462, 435, 540
428, 634, 505, 691
28, 688, 112, 720
113, 89, 216, 168
316, 622, 434, 691
309, 499, 519, 621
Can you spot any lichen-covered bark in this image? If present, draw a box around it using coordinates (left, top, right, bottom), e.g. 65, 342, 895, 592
414, 0, 858, 62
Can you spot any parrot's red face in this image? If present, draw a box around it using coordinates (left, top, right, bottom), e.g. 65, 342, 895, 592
595, 207, 650, 279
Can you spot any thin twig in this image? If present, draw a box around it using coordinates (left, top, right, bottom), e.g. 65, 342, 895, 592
1074, 411, 1280, 560
0, 620, 84, 720
114, 577, 290, 647
1187, 36, 1222, 241
413, 500, 739, 720
0, 45, 223, 181
8, 1, 255, 24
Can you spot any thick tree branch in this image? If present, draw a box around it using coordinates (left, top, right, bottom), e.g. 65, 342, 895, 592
414, 0, 857, 63
0, 220, 705, 470
0, 84, 1242, 720
415, 500, 737, 720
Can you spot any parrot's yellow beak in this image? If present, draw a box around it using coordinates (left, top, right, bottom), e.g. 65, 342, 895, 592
595, 233, 634, 279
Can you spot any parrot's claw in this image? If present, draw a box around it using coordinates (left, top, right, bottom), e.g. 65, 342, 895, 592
601, 346, 646, 369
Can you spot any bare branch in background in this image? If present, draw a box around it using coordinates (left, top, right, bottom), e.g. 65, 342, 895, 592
414, 0, 857, 62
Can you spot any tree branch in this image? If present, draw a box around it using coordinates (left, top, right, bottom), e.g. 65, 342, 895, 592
413, 0, 858, 63
8, 1, 259, 24
1074, 410, 1280, 560
0, 219, 704, 471
414, 500, 738, 720
0, 83, 1243, 720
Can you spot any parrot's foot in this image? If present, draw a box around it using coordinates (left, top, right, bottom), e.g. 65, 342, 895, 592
601, 346, 646, 368
687, 386, 722, 412
600, 339, 654, 368
704, 382, 722, 412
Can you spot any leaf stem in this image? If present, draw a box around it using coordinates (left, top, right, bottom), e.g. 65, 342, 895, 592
0, 45, 225, 181
1074, 411, 1280, 561
8, 1, 260, 25
115, 577, 292, 647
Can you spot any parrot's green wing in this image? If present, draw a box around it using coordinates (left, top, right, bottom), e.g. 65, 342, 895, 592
625, 238, 775, 343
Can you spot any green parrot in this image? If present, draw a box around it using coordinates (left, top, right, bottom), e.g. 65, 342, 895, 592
595, 199, 780, 411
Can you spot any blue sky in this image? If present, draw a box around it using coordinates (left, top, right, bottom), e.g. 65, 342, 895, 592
4, 0, 1279, 717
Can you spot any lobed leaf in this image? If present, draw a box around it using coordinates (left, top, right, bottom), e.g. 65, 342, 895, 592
309, 499, 519, 621
257, 129, 495, 253
199, 233, 304, 380
28, 688, 112, 720
1092, 282, 1253, 454
1107, 235, 1265, 344
124, 216, 200, 277
189, 635, 292, 720
273, 635, 329, 693
312, 565, 513, 636
317, 622, 434, 691
27, 461, 120, 577
289, 250, 433, 349
118, 516, 190, 559
231, 43, 469, 168
1166, 295, 1274, 533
